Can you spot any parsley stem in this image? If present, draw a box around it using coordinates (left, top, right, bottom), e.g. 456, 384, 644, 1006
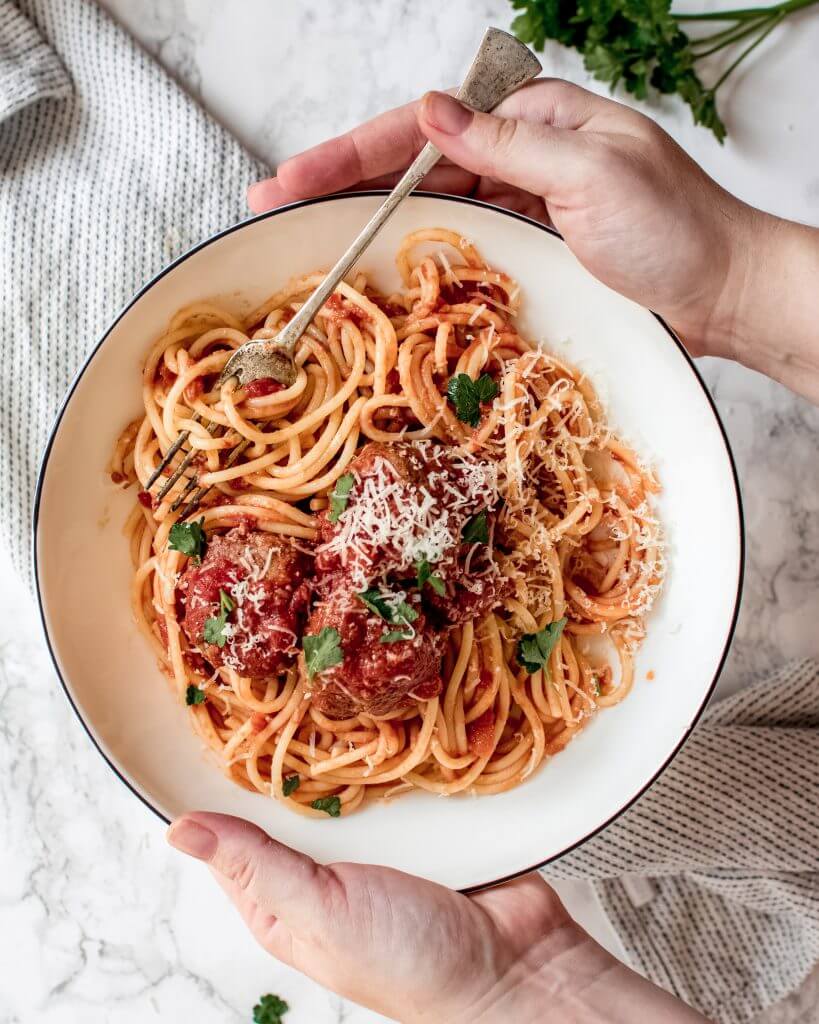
709, 9, 786, 91
689, 13, 774, 54
674, 0, 817, 20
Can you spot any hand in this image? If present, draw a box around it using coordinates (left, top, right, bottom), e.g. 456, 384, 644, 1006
167, 813, 708, 1023
248, 81, 759, 359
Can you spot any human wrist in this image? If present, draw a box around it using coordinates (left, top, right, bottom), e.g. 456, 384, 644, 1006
663, 197, 762, 362
442, 923, 710, 1024
443, 923, 687, 1024
706, 209, 819, 400
703, 204, 778, 363
435, 920, 591, 1024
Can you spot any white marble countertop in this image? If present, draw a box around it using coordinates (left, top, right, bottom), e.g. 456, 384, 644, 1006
2, 1, 819, 1022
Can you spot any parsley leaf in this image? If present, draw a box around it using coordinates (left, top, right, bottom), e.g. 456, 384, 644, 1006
474, 374, 498, 402
328, 472, 355, 523
359, 588, 419, 643
394, 600, 419, 625
282, 775, 300, 797
446, 373, 498, 427
302, 627, 344, 679
311, 796, 342, 817
168, 517, 206, 562
253, 993, 289, 1024
517, 618, 568, 675
185, 684, 205, 706
357, 588, 393, 620
203, 589, 235, 647
380, 629, 410, 644
416, 558, 446, 596
358, 590, 418, 626
462, 510, 489, 545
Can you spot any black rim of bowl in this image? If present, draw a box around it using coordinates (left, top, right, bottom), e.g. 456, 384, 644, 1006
32, 191, 745, 893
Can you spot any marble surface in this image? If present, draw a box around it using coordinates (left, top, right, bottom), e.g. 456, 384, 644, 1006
2, 0, 819, 1021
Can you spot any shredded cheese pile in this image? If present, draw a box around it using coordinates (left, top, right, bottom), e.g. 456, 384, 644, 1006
320, 441, 499, 592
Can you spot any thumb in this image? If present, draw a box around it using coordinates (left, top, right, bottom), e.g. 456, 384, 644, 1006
167, 811, 332, 934
418, 90, 590, 200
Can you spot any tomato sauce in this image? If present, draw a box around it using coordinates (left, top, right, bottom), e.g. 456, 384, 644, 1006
183, 377, 205, 403
324, 292, 370, 328
243, 377, 284, 400
467, 706, 496, 758
157, 362, 176, 388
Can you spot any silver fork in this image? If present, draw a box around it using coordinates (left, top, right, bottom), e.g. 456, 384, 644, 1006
146, 27, 541, 518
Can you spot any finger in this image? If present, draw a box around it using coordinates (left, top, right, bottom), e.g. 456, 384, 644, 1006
247, 176, 291, 212
210, 867, 299, 965
472, 871, 570, 935
276, 100, 427, 200
249, 163, 479, 213
417, 91, 592, 201
344, 163, 478, 196
492, 77, 621, 131
167, 811, 337, 934
247, 77, 625, 213
272, 78, 610, 202
473, 177, 549, 224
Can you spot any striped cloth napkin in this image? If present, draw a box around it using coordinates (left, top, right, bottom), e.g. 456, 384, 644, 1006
547, 659, 819, 1024
2, 3, 817, 1022
0, 0, 265, 583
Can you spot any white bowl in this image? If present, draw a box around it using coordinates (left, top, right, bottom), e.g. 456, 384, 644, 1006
34, 193, 743, 891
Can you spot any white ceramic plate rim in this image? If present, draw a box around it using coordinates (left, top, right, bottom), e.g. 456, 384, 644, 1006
33, 192, 744, 892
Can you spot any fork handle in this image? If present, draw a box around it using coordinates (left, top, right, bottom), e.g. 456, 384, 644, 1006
274, 27, 541, 354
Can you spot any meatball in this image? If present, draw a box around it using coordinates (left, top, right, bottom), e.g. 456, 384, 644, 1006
315, 440, 500, 587
425, 567, 509, 628
307, 587, 443, 718
179, 526, 310, 676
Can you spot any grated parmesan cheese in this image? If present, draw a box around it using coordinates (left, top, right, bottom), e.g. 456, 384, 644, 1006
319, 442, 498, 591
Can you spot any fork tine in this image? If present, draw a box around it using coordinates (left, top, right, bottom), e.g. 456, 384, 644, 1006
169, 471, 200, 512
177, 438, 252, 520
154, 416, 222, 500
145, 424, 194, 490
155, 445, 200, 502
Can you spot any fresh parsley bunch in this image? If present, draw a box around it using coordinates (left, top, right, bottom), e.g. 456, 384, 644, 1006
511, 0, 817, 142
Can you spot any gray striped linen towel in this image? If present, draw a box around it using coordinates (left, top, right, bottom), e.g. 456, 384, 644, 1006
1, 3, 817, 1022
545, 658, 819, 1024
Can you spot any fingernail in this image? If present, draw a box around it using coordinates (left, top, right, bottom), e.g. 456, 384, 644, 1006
167, 818, 217, 861
422, 91, 473, 135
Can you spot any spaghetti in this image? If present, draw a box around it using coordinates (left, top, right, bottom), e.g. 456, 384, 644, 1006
110, 228, 665, 818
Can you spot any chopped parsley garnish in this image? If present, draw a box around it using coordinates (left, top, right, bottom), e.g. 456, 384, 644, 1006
416, 558, 445, 596
203, 589, 235, 647
328, 472, 355, 523
168, 517, 206, 563
357, 588, 393, 620
446, 372, 498, 427
311, 796, 342, 817
517, 618, 568, 675
358, 588, 418, 642
302, 627, 344, 679
462, 510, 489, 545
185, 684, 205, 706
282, 775, 300, 797
379, 629, 408, 644
253, 993, 289, 1024
393, 601, 419, 625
